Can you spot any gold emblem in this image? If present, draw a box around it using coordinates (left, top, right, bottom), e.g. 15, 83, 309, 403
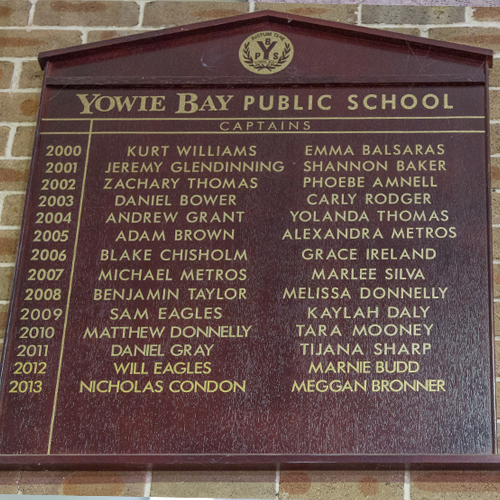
239, 31, 294, 75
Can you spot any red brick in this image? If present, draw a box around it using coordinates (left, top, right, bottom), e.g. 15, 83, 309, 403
429, 27, 500, 53
492, 159, 500, 189
151, 470, 276, 499
0, 29, 81, 57
362, 5, 464, 25
490, 63, 500, 88
0, 93, 40, 122
472, 7, 500, 22
19, 60, 44, 89
0, 127, 9, 156
86, 29, 145, 43
254, 3, 357, 23
0, 470, 21, 493
0, 194, 25, 226
491, 123, 500, 155
143, 2, 248, 28
11, 126, 35, 157
0, 61, 13, 88
34, 0, 139, 27
495, 303, 500, 338
494, 263, 500, 298
279, 470, 404, 499
0, 160, 31, 190
493, 191, 500, 224
493, 227, 500, 260
490, 90, 500, 120
0, 303, 7, 341
0, 266, 13, 301
496, 340, 500, 376
20, 471, 148, 496
0, 1, 30, 27
0, 229, 19, 263
413, 471, 500, 498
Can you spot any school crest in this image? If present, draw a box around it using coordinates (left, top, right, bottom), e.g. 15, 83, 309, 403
239, 31, 294, 74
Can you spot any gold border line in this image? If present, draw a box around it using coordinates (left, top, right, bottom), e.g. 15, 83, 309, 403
40, 130, 485, 135
47, 120, 93, 455
41, 116, 485, 122
0, 451, 486, 456
92, 130, 485, 134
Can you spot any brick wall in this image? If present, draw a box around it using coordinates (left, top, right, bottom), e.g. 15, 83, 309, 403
1, 1, 500, 498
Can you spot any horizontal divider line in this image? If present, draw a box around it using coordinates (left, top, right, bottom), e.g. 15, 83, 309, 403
40, 130, 485, 135
42, 116, 485, 122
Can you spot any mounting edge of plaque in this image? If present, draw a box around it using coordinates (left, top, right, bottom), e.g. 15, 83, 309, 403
5, 454, 500, 470
0, 10, 497, 469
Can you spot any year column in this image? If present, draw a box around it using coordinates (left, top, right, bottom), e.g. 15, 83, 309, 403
0, 123, 91, 455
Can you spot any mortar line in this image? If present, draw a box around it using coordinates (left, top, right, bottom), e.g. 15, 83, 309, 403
0, 122, 36, 126
0, 89, 42, 93
404, 465, 411, 500
9, 60, 23, 90
0, 157, 31, 161
78, 26, 153, 33
0, 58, 37, 63
362, 21, 500, 30
465, 6, 473, 24
0, 190, 28, 196
27, 0, 37, 26
137, 1, 146, 28
0, 193, 4, 222
5, 126, 17, 159
80, 28, 89, 44
144, 467, 152, 497
0, 121, 36, 128
0, 25, 95, 31
275, 463, 280, 499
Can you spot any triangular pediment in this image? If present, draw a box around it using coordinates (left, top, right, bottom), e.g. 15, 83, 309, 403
39, 11, 492, 83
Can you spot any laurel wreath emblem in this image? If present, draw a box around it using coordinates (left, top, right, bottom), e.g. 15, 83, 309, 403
242, 42, 292, 72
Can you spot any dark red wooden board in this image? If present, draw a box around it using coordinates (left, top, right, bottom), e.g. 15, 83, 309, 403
0, 11, 496, 468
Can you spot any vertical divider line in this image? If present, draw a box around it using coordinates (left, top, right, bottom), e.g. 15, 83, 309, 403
47, 119, 93, 454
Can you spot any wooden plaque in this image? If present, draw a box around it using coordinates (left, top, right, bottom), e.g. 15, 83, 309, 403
0, 11, 497, 468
